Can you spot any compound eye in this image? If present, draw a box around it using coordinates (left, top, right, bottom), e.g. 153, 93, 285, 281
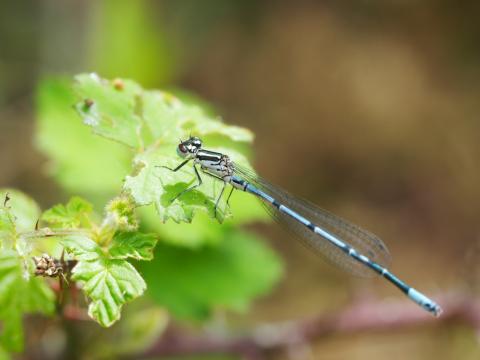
178, 144, 187, 153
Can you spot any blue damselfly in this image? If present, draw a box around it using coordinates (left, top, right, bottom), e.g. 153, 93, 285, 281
160, 137, 442, 316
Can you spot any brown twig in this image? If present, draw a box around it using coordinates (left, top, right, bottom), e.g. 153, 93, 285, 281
138, 293, 480, 360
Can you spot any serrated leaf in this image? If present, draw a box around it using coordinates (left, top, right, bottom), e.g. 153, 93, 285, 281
72, 258, 146, 327
141, 231, 283, 320
0, 250, 55, 352
61, 235, 103, 261
61, 235, 147, 327
42, 196, 93, 228
109, 232, 157, 260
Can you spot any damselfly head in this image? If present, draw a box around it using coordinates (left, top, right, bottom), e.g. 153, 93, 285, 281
177, 136, 202, 158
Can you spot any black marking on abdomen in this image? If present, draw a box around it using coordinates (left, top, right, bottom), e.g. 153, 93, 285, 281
231, 177, 248, 190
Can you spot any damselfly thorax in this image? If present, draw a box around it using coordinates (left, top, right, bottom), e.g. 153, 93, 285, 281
195, 149, 234, 181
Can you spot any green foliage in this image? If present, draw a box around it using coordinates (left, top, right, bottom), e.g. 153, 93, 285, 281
73, 257, 146, 327
48, 228, 157, 327
73, 73, 255, 224
0, 188, 158, 334
105, 196, 139, 232
0, 73, 285, 357
41, 196, 93, 228
108, 232, 157, 260
141, 231, 282, 320
66, 237, 147, 328
0, 251, 55, 352
0, 190, 55, 353
0, 208, 15, 249
35, 78, 131, 204
68, 74, 281, 320
0, 189, 40, 235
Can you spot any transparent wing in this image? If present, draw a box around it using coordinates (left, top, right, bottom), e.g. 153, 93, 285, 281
233, 163, 391, 277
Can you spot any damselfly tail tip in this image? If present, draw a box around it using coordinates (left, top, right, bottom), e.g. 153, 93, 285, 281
408, 288, 442, 317
420, 299, 442, 317
432, 303, 443, 317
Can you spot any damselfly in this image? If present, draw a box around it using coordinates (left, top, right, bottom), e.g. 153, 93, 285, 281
159, 136, 442, 316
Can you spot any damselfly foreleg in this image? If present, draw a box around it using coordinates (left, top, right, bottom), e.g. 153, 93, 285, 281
156, 159, 191, 172
159, 161, 203, 202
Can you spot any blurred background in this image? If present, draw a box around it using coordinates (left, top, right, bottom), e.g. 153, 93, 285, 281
1, 0, 480, 359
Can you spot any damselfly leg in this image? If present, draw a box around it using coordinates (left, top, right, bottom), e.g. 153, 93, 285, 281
225, 186, 234, 208
214, 182, 227, 218
156, 159, 191, 172
159, 160, 233, 219
157, 161, 203, 202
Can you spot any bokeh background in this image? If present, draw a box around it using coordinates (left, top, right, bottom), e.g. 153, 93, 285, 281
1, 1, 480, 359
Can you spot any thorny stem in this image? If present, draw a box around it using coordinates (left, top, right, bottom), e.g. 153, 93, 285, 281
19, 228, 91, 240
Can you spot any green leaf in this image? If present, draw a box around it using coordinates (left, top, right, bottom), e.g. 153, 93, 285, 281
0, 189, 40, 234
61, 235, 103, 261
109, 232, 158, 260
139, 90, 253, 144
0, 189, 42, 256
73, 258, 146, 327
73, 73, 254, 148
0, 250, 55, 352
41, 196, 93, 228
74, 74, 144, 148
72, 73, 263, 227
0, 208, 15, 249
141, 231, 283, 320
36, 74, 266, 248
61, 235, 147, 327
35, 78, 131, 204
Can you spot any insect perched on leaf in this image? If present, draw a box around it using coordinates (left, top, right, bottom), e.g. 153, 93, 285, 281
159, 136, 442, 317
